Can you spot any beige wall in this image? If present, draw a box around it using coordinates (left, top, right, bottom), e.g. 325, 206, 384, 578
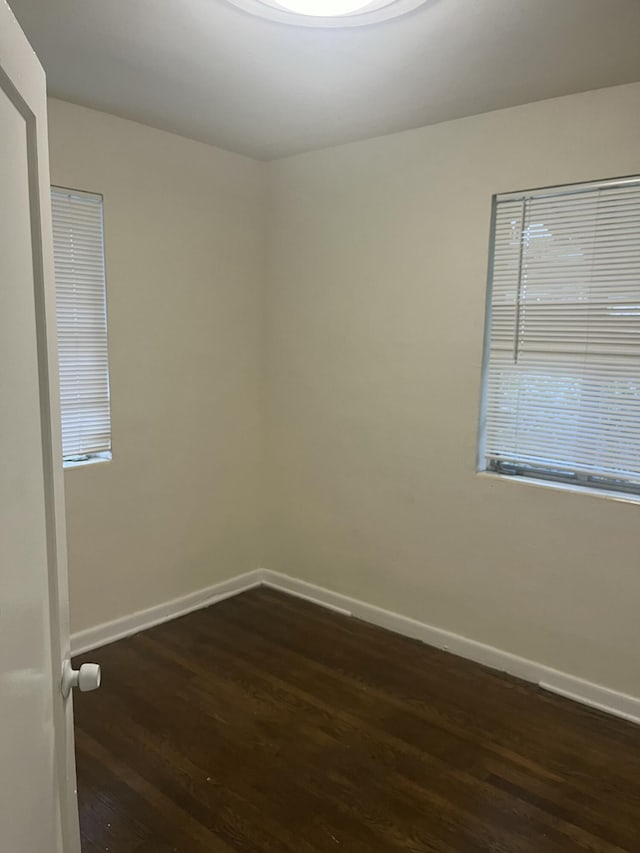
49, 84, 640, 699
265, 82, 640, 698
48, 99, 266, 634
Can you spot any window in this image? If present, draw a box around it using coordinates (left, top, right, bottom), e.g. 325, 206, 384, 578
479, 176, 640, 498
51, 187, 112, 466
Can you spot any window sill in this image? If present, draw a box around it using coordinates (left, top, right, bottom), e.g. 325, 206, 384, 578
63, 451, 112, 470
477, 470, 640, 506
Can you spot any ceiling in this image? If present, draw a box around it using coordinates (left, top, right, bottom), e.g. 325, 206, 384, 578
10, 0, 640, 160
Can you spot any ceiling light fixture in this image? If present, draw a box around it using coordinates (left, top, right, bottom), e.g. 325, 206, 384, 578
226, 0, 429, 27
271, 0, 394, 15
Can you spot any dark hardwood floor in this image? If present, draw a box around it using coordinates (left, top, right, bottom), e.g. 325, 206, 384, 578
73, 586, 640, 852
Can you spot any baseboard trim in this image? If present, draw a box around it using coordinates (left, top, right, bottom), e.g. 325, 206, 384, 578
71, 569, 264, 656
262, 569, 640, 726
71, 566, 640, 726
538, 680, 640, 726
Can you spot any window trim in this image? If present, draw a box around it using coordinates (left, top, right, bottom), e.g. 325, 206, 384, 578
477, 174, 640, 502
51, 184, 113, 469
63, 451, 112, 470
478, 470, 640, 506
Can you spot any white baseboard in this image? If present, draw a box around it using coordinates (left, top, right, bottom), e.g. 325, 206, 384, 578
262, 569, 640, 726
71, 566, 640, 726
71, 569, 264, 656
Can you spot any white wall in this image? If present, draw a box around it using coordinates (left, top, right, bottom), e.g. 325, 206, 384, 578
47, 99, 266, 634
265, 82, 640, 698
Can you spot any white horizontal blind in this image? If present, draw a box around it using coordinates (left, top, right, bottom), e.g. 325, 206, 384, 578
51, 187, 111, 459
482, 177, 640, 494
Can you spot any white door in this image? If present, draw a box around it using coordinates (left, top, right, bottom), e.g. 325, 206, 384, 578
0, 3, 82, 851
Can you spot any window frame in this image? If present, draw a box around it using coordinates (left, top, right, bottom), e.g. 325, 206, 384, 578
477, 174, 640, 502
51, 185, 113, 469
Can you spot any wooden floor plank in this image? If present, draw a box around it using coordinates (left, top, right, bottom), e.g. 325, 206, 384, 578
73, 587, 640, 852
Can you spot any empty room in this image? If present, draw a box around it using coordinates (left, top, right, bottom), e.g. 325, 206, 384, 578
2, 0, 640, 850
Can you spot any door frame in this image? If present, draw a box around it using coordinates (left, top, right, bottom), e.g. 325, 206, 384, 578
1, 3, 81, 850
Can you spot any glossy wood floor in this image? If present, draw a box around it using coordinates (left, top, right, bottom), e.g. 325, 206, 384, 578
73, 587, 640, 852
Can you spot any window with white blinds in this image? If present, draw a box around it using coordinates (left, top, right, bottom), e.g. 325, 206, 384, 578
479, 176, 640, 496
51, 187, 112, 464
